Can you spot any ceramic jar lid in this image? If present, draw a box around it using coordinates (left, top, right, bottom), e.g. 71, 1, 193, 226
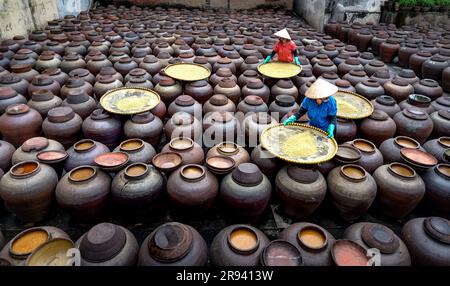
6, 103, 31, 115
231, 162, 263, 186
175, 95, 195, 106
402, 108, 428, 120
275, 95, 295, 107
21, 137, 49, 152
0, 87, 17, 99
261, 240, 302, 266
131, 111, 155, 124
47, 107, 75, 123
287, 165, 319, 183
423, 217, 450, 244
80, 223, 127, 262
361, 224, 400, 254
148, 222, 193, 262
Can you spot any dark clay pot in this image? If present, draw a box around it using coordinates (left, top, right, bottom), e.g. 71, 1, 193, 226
210, 224, 269, 266
203, 94, 236, 114
396, 69, 419, 86
75, 222, 139, 266
409, 51, 432, 78
364, 60, 389, 77
167, 164, 218, 212
342, 222, 411, 266
393, 108, 433, 144
399, 94, 435, 115
327, 165, 377, 221
60, 77, 93, 99
336, 118, 357, 144
342, 70, 369, 87
0, 74, 29, 98
82, 109, 122, 150
270, 79, 299, 101
355, 79, 385, 100
348, 139, 384, 173
42, 107, 83, 148
61, 88, 97, 120
27, 75, 61, 98
384, 77, 414, 103
64, 139, 110, 171
422, 55, 449, 85
124, 112, 163, 147
338, 58, 364, 78
11, 137, 64, 165
279, 222, 335, 266
431, 96, 450, 112
430, 110, 450, 138
242, 79, 270, 104
184, 80, 213, 105
113, 139, 156, 165
379, 136, 424, 163
379, 38, 400, 63
213, 78, 241, 106
164, 112, 202, 143
28, 90, 62, 118
373, 163, 425, 219
401, 217, 450, 266
0, 86, 27, 114
269, 95, 299, 119
138, 222, 208, 266
0, 104, 42, 148
154, 77, 182, 106
359, 110, 397, 146
398, 43, 419, 68
0, 140, 15, 171
422, 164, 450, 217
413, 79, 443, 101
161, 137, 204, 166
250, 144, 279, 178
371, 95, 401, 118
275, 165, 327, 219
237, 95, 268, 115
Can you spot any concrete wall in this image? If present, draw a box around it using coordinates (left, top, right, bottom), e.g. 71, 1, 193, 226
0, 0, 59, 40
294, 0, 327, 31
125, 0, 293, 9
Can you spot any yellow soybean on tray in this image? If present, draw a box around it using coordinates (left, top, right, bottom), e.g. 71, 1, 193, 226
257, 62, 302, 79
260, 123, 338, 164
100, 87, 161, 115
164, 63, 211, 81
333, 90, 374, 119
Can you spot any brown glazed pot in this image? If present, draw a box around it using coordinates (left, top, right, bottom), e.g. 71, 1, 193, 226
210, 68, 236, 86
237, 95, 268, 115
27, 90, 62, 118
164, 112, 202, 143
393, 108, 433, 144
214, 78, 241, 105
269, 95, 299, 119
342, 70, 369, 87
348, 139, 384, 173
75, 222, 139, 266
0, 140, 15, 171
0, 104, 42, 148
93, 75, 123, 99
0, 87, 27, 114
401, 217, 450, 266
364, 60, 389, 77
379, 136, 424, 163
398, 43, 419, 68
64, 139, 110, 171
336, 118, 357, 144
338, 58, 364, 78
421, 163, 450, 216
243, 112, 277, 146
0, 74, 29, 97
359, 110, 397, 146
184, 80, 214, 105
413, 79, 443, 101
69, 68, 95, 85
250, 144, 280, 178
370, 70, 392, 87
275, 165, 327, 219
210, 224, 269, 266
242, 79, 270, 104
124, 112, 163, 147
431, 96, 450, 112
270, 79, 299, 101
203, 94, 236, 114
113, 139, 156, 165
202, 111, 238, 146
396, 69, 419, 86
138, 222, 208, 266
343, 222, 411, 266
111, 163, 163, 207
42, 107, 83, 148
220, 163, 271, 220
373, 163, 425, 219
371, 95, 401, 118
399, 94, 434, 115
430, 110, 450, 138
27, 75, 61, 98
82, 109, 122, 150
207, 142, 250, 167
279, 222, 335, 266
409, 51, 432, 78
61, 89, 97, 119
327, 165, 377, 221
56, 165, 111, 221
237, 69, 261, 88
0, 161, 58, 223
161, 137, 204, 166
11, 137, 64, 165
355, 80, 384, 100
379, 38, 400, 63
167, 164, 218, 212
61, 77, 93, 99
422, 55, 449, 85
168, 95, 202, 119
383, 77, 414, 103
423, 137, 450, 163
154, 77, 182, 106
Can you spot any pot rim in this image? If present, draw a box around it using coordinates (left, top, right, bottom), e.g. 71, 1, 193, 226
10, 161, 41, 178
119, 138, 144, 152
227, 225, 260, 255
169, 137, 194, 151
394, 136, 420, 149
339, 164, 367, 182
296, 224, 328, 251
124, 162, 149, 180
387, 162, 416, 179
68, 165, 97, 183
74, 139, 96, 153
9, 227, 52, 259
180, 164, 205, 182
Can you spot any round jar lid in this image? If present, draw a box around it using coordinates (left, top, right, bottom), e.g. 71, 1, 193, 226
80, 223, 127, 262
361, 223, 400, 254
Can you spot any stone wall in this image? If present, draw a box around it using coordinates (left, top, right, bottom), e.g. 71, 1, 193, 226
122, 0, 293, 9
0, 0, 59, 40
294, 0, 328, 31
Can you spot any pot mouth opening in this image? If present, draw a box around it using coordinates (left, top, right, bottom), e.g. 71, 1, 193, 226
11, 161, 40, 177
436, 164, 450, 178
297, 225, 327, 250
125, 163, 148, 179
180, 164, 205, 181
228, 226, 260, 255
394, 136, 419, 149
352, 139, 375, 153
438, 137, 450, 148
169, 137, 193, 151
388, 163, 415, 178
120, 138, 144, 151
10, 228, 50, 258
74, 139, 96, 152
217, 141, 239, 155
340, 165, 366, 181
69, 166, 96, 182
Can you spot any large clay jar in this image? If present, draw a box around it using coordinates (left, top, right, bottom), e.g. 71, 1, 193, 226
373, 163, 425, 219
42, 107, 82, 148
11, 64, 39, 82
82, 109, 122, 150
154, 77, 182, 106
237, 69, 261, 88
343, 70, 369, 86
397, 69, 419, 86
210, 224, 269, 266
338, 58, 364, 78
355, 80, 384, 100
348, 139, 384, 173
0, 140, 15, 171
61, 77, 93, 99
343, 222, 411, 266
423, 137, 450, 163
399, 94, 434, 114
75, 222, 139, 266
138, 222, 208, 266
93, 75, 123, 99
35, 53, 61, 73
56, 165, 111, 221
242, 79, 270, 104
269, 95, 299, 119
384, 77, 414, 103
0, 74, 29, 99
279, 222, 335, 266
64, 139, 110, 171
161, 137, 204, 165
27, 75, 61, 98
413, 79, 443, 101
11, 137, 64, 165
430, 110, 450, 138
111, 163, 163, 207
422, 163, 450, 217
399, 43, 419, 68
394, 108, 433, 144
422, 55, 449, 84
327, 165, 377, 221
164, 112, 202, 143
371, 95, 401, 118
335, 79, 356, 93
313, 59, 337, 78
61, 88, 97, 119
432, 96, 450, 112
370, 70, 392, 87
240, 56, 260, 74
124, 112, 163, 147
220, 163, 271, 220
0, 87, 27, 114
168, 95, 202, 119
270, 79, 299, 101
379, 38, 400, 63
379, 136, 424, 163
336, 118, 357, 144
210, 68, 236, 87
86, 54, 113, 75
364, 60, 389, 77
139, 55, 162, 76
184, 80, 213, 105
0, 104, 42, 148
113, 139, 156, 165
443, 67, 450, 93
114, 57, 138, 77
214, 78, 241, 105
250, 144, 279, 178
27, 90, 62, 118
275, 165, 327, 219
203, 94, 236, 114
237, 95, 268, 115
359, 110, 396, 147
69, 68, 95, 85
0, 161, 58, 222
167, 164, 218, 212
243, 112, 277, 146
401, 217, 450, 266
202, 111, 238, 145
207, 142, 250, 167
409, 51, 432, 78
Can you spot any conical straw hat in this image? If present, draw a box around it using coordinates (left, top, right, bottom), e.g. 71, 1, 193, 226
274, 29, 291, 40
305, 78, 339, 99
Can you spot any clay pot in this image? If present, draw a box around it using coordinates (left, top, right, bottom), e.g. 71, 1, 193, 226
371, 95, 401, 118
202, 111, 238, 146
139, 55, 162, 76
0, 140, 15, 171
220, 163, 271, 220
413, 79, 443, 101
0, 104, 42, 148
214, 78, 241, 105
0, 74, 30, 98
167, 95, 202, 119
10, 64, 39, 82
161, 137, 204, 165
384, 77, 414, 103
379, 136, 424, 163
210, 68, 236, 87
111, 163, 163, 207
364, 60, 389, 77
342, 70, 369, 87
240, 56, 260, 73
342, 222, 411, 266
82, 109, 122, 150
237, 69, 261, 88
327, 165, 377, 221
11, 137, 64, 165
421, 163, 450, 216
319, 72, 340, 85
334, 79, 356, 92
207, 142, 250, 167
75, 222, 139, 266
279, 222, 335, 266
409, 51, 432, 78
399, 94, 434, 114
370, 70, 392, 87
243, 112, 277, 146
423, 137, 450, 163
167, 164, 218, 212
348, 139, 384, 173
399, 43, 419, 68
270, 79, 299, 101
237, 95, 268, 115
0, 161, 58, 222
422, 55, 449, 85
42, 107, 82, 148
213, 57, 236, 74
0, 87, 27, 114
35, 53, 61, 73
394, 108, 433, 144
56, 165, 111, 221
355, 80, 384, 100
203, 94, 236, 114
269, 95, 299, 119
184, 80, 214, 105
443, 67, 450, 93
431, 96, 450, 112
113, 139, 156, 165
114, 57, 138, 77
275, 165, 327, 219
61, 88, 97, 119
154, 77, 182, 106
93, 75, 123, 99
27, 90, 62, 118
359, 110, 397, 146
210, 224, 269, 266
430, 110, 450, 138
69, 68, 95, 85
27, 75, 61, 98
86, 54, 113, 75
338, 58, 364, 78
124, 112, 163, 147
61, 77, 93, 99
164, 112, 202, 143
373, 163, 425, 219
313, 60, 337, 78
250, 144, 279, 178
379, 38, 400, 63
401, 217, 450, 266
336, 118, 357, 144
138, 222, 208, 266
242, 79, 270, 104
60, 53, 86, 73
358, 52, 375, 66
64, 139, 110, 171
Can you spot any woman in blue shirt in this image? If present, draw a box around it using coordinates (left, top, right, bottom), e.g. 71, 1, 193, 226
283, 79, 338, 138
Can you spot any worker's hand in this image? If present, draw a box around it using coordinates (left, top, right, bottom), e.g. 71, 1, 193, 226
283, 115, 297, 126
294, 56, 300, 66
327, 124, 335, 139
263, 55, 272, 64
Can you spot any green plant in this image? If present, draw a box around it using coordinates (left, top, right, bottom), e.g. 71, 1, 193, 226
398, 0, 417, 6
417, 0, 435, 6
435, 0, 450, 6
